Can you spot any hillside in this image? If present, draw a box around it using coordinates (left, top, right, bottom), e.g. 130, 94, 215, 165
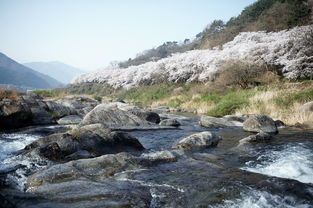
0, 53, 63, 90
117, 0, 312, 68
24, 61, 85, 84
73, 25, 313, 89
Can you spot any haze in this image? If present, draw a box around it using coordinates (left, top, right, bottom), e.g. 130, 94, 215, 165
0, 0, 256, 71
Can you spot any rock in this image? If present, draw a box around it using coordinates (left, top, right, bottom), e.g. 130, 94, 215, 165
243, 115, 278, 134
65, 150, 91, 160
24, 124, 144, 161
223, 115, 246, 122
80, 104, 152, 128
299, 101, 313, 112
141, 150, 178, 163
118, 104, 160, 124
159, 119, 181, 127
56, 96, 99, 110
239, 132, 272, 144
275, 120, 285, 127
175, 131, 221, 150
39, 142, 62, 161
200, 115, 242, 128
57, 115, 82, 125
0, 100, 32, 130
45, 101, 77, 119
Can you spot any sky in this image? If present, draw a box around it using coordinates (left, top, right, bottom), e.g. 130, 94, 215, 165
0, 0, 257, 71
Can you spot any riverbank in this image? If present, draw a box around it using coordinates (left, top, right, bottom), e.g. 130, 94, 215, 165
44, 80, 313, 128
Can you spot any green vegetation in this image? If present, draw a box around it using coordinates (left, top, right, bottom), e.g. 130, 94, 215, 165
206, 90, 257, 117
32, 89, 59, 98
274, 88, 313, 107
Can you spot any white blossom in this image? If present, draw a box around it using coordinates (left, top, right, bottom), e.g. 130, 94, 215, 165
73, 25, 313, 89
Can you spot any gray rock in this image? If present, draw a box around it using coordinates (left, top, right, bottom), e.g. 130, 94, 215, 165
24, 124, 144, 161
159, 119, 181, 127
239, 132, 272, 144
0, 99, 32, 130
45, 101, 77, 118
57, 115, 82, 125
299, 101, 313, 112
118, 104, 160, 124
243, 115, 278, 134
275, 120, 285, 127
80, 104, 151, 128
223, 115, 246, 122
175, 131, 221, 150
200, 115, 242, 128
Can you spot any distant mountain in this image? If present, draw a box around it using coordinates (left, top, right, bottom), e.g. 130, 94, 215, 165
0, 52, 63, 90
24, 61, 85, 84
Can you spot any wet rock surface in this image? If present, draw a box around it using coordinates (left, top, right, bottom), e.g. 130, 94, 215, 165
243, 114, 278, 134
1, 105, 313, 208
24, 124, 144, 161
200, 115, 243, 128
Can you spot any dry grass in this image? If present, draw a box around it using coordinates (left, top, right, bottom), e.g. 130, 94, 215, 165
0, 89, 19, 100
236, 87, 313, 126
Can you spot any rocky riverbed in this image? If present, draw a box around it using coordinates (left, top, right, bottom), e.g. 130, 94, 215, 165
1, 94, 313, 208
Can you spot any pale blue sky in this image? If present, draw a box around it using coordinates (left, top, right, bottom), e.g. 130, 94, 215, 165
0, 0, 256, 71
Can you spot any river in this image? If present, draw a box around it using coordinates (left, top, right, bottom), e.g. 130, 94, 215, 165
1, 114, 313, 207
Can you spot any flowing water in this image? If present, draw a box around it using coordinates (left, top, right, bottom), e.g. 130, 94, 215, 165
1, 116, 313, 207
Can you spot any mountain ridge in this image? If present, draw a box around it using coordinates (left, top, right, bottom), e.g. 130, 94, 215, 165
24, 61, 85, 84
0, 52, 63, 90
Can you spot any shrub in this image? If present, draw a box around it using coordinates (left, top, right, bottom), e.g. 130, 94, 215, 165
93, 95, 102, 102
215, 60, 267, 89
0, 89, 19, 100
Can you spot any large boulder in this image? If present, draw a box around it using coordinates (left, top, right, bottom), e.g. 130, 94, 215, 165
243, 115, 278, 134
56, 96, 99, 110
24, 123, 144, 161
118, 104, 160, 124
175, 131, 221, 150
0, 99, 32, 130
200, 115, 242, 128
80, 103, 153, 128
45, 101, 77, 119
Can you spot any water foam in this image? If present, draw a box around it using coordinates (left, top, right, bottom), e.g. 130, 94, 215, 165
213, 189, 312, 208
242, 142, 313, 184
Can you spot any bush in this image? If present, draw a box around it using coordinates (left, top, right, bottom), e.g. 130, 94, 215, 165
215, 60, 267, 89
32, 89, 56, 98
0, 89, 19, 100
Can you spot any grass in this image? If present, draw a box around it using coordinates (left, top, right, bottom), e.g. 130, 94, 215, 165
57, 79, 313, 127
32, 89, 67, 98
0, 89, 19, 100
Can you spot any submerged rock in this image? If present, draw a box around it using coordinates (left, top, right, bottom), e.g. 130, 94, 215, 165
200, 115, 242, 128
175, 131, 221, 150
239, 132, 272, 145
243, 115, 278, 134
159, 119, 181, 127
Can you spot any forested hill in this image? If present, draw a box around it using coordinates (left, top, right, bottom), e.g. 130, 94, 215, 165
118, 0, 312, 68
